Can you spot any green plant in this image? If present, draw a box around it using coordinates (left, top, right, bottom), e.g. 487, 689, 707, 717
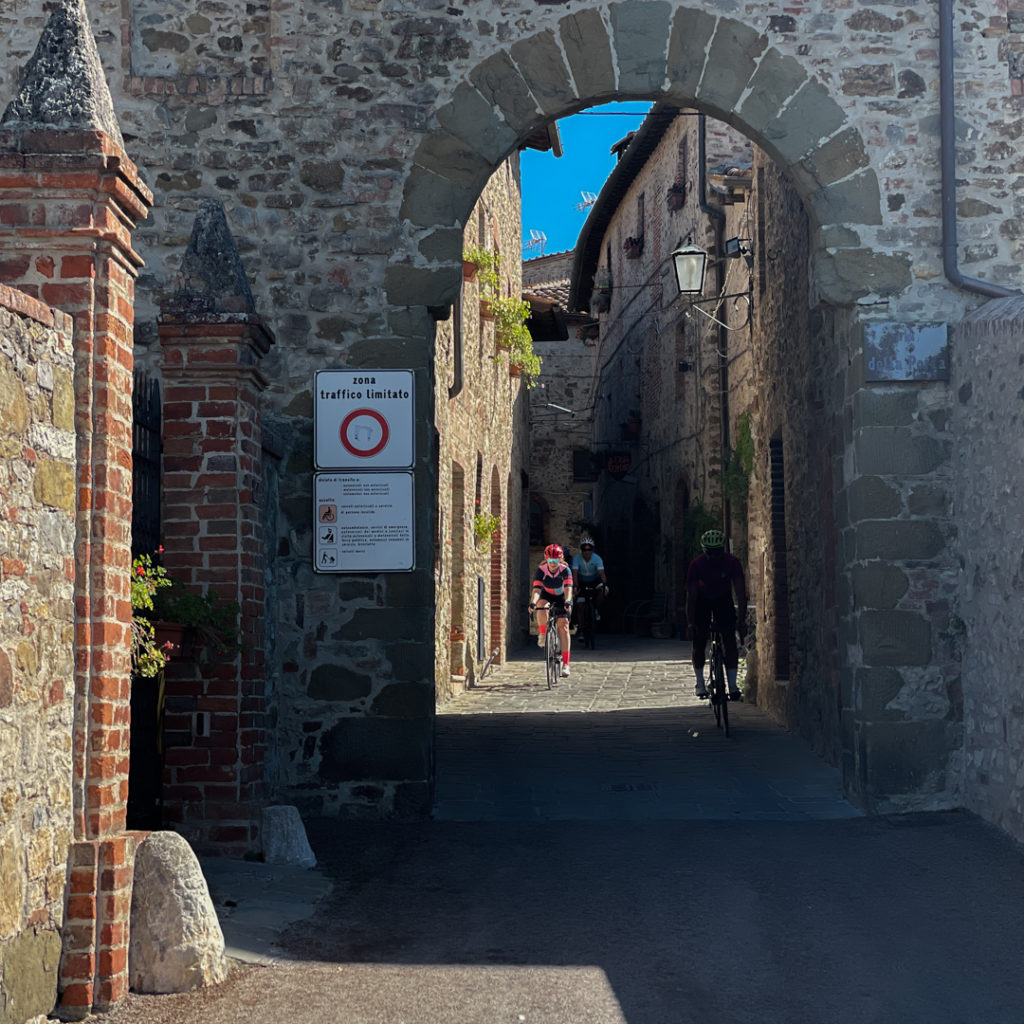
152, 579, 241, 659
473, 508, 501, 550
489, 294, 532, 350
462, 245, 500, 296
722, 410, 755, 512
131, 550, 174, 678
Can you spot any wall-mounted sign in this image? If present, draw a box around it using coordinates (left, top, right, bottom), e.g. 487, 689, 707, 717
314, 472, 415, 573
864, 322, 950, 382
604, 452, 632, 480
314, 369, 414, 469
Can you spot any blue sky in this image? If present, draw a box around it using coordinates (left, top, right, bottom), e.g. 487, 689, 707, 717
521, 102, 653, 257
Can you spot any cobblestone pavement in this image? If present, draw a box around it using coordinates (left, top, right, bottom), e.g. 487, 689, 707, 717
434, 634, 860, 822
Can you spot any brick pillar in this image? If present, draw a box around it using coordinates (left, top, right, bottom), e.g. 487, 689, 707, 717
157, 201, 274, 854
0, 2, 153, 1014
0, 126, 151, 1015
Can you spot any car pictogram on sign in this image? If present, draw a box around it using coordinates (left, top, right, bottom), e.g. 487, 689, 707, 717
340, 408, 389, 458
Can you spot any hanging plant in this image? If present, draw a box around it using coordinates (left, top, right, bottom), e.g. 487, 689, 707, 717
473, 509, 501, 550
462, 245, 500, 296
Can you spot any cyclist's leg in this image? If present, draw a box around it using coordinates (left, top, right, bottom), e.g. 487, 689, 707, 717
691, 598, 711, 696
716, 598, 741, 697
536, 598, 550, 647
556, 599, 572, 675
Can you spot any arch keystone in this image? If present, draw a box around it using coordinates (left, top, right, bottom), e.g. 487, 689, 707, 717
609, 1, 673, 94
665, 7, 716, 102
559, 8, 617, 104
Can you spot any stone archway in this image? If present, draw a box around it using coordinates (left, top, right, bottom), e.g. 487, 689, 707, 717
391, 4, 961, 816
390, 6, 909, 313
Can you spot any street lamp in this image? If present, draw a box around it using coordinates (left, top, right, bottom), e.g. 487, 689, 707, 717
671, 245, 709, 295
671, 244, 753, 330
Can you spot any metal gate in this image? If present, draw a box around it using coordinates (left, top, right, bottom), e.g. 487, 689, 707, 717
132, 371, 161, 556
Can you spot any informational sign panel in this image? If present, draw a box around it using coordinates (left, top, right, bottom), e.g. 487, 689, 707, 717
314, 472, 415, 572
314, 369, 415, 469
864, 322, 950, 382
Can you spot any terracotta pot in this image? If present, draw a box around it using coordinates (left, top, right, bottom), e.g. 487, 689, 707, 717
509, 363, 521, 378
154, 621, 194, 660
462, 259, 477, 282
480, 299, 494, 321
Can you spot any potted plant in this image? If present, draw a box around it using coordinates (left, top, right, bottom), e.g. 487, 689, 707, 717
666, 181, 686, 210
152, 582, 241, 661
462, 244, 501, 307
623, 235, 644, 259
508, 334, 542, 388
489, 294, 532, 352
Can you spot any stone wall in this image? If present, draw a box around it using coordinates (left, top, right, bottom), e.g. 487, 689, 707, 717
0, 285, 76, 1024
953, 297, 1024, 844
744, 152, 844, 763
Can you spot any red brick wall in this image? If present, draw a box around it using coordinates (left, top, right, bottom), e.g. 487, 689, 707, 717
158, 319, 272, 854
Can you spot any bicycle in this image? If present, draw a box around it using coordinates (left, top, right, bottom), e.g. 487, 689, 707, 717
704, 613, 730, 737
574, 584, 601, 650
530, 603, 569, 689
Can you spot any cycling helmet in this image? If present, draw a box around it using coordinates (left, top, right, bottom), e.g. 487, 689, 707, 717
700, 529, 726, 551
579, 536, 595, 549
544, 544, 564, 560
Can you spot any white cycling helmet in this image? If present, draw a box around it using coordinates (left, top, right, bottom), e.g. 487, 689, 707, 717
580, 536, 595, 549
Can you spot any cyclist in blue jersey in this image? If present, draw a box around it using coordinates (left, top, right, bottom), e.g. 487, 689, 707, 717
529, 543, 573, 677
571, 537, 608, 622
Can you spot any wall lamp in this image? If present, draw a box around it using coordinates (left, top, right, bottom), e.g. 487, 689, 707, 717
671, 245, 752, 331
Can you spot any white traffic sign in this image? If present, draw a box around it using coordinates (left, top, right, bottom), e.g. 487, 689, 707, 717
314, 369, 414, 469
313, 472, 415, 572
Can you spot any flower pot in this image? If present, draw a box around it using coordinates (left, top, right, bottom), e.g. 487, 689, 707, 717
480, 299, 494, 321
462, 259, 477, 282
509, 363, 521, 378
154, 621, 194, 660
495, 335, 512, 352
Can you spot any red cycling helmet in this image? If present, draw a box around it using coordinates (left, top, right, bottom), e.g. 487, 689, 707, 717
544, 544, 563, 560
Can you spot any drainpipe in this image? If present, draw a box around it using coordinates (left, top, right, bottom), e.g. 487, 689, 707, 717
698, 114, 732, 535
448, 298, 464, 400
939, 0, 1018, 298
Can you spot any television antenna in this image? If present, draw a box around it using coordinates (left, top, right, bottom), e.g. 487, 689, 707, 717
576, 191, 598, 211
525, 229, 547, 254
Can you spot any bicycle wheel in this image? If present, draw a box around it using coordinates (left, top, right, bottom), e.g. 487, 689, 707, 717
545, 623, 559, 689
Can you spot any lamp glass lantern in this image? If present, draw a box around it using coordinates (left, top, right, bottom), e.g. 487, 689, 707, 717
671, 245, 708, 295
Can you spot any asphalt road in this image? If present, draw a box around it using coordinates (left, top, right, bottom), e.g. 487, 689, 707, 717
93, 637, 1024, 1024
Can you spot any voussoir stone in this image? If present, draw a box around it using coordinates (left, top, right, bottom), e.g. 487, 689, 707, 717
129, 831, 227, 994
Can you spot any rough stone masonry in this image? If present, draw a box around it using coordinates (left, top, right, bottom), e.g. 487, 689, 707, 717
1, 0, 1024, 831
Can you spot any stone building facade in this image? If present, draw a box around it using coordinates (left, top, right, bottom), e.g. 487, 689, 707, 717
571, 106, 755, 632
432, 155, 530, 701
521, 250, 602, 586
4, 0, 1024, 1016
